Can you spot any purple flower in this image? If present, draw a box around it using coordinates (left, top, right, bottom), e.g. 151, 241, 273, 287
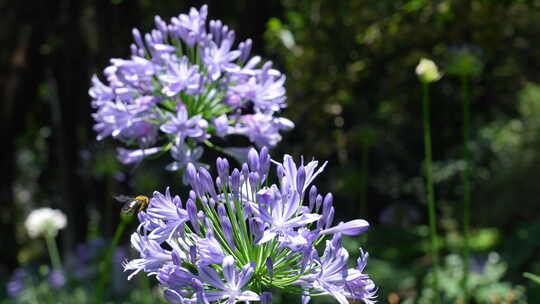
235, 113, 294, 147
166, 142, 205, 173
197, 256, 259, 302
117, 146, 162, 164
6, 268, 27, 297
213, 114, 230, 137
124, 233, 173, 280
90, 4, 293, 172
321, 219, 370, 236
193, 231, 226, 265
278, 153, 328, 196
299, 240, 351, 304
256, 185, 320, 248
123, 148, 375, 303
110, 56, 156, 91
158, 264, 196, 289
92, 99, 157, 145
48, 269, 66, 288
89, 75, 114, 107
146, 188, 190, 242
344, 250, 377, 304
252, 74, 287, 112
160, 56, 202, 96
170, 5, 208, 47
160, 106, 207, 138
202, 38, 240, 81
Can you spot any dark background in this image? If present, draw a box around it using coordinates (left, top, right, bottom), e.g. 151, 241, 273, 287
2, 0, 540, 302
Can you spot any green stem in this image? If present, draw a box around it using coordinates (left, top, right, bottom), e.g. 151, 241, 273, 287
45, 235, 62, 270
141, 275, 153, 303
95, 214, 133, 304
204, 139, 225, 153
422, 82, 441, 303
461, 76, 471, 304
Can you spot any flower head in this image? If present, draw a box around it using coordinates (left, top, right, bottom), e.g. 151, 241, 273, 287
416, 58, 442, 83
25, 207, 67, 238
90, 5, 293, 174
124, 148, 375, 303
446, 46, 483, 78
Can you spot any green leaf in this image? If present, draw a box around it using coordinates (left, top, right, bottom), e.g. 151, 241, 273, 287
524, 272, 540, 284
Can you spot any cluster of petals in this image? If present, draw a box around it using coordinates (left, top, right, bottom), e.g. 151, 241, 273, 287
25, 207, 67, 239
89, 5, 293, 171
124, 148, 376, 303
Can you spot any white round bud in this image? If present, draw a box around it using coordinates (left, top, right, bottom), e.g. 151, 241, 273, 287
416, 58, 442, 83
25, 207, 67, 239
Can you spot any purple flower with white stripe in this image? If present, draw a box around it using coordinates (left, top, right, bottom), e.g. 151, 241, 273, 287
123, 233, 173, 280
117, 147, 161, 165
166, 143, 205, 173
123, 148, 376, 303
160, 56, 202, 96
160, 106, 208, 139
203, 39, 241, 81
234, 113, 294, 148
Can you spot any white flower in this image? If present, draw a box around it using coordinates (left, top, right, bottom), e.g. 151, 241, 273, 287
416, 58, 442, 83
25, 208, 67, 238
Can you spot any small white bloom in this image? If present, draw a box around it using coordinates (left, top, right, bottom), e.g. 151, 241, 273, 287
416, 58, 442, 83
25, 207, 67, 238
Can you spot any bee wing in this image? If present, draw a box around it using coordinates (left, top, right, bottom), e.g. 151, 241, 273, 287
121, 203, 136, 214
114, 195, 133, 203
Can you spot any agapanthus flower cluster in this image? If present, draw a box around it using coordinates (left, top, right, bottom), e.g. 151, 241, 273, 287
124, 148, 376, 303
90, 5, 293, 171
25, 207, 67, 238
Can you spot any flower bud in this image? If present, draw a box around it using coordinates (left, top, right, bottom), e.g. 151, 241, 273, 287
309, 186, 317, 212
416, 58, 442, 83
261, 292, 272, 304
216, 157, 229, 186
259, 146, 270, 177
296, 165, 307, 195
186, 199, 200, 234
249, 172, 260, 193
248, 148, 260, 172
265, 257, 273, 277
315, 194, 323, 213
322, 219, 370, 236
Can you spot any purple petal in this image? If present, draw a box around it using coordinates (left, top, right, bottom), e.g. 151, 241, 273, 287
321, 219, 370, 236
197, 264, 226, 290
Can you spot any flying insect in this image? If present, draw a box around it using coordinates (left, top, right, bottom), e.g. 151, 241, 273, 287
114, 195, 150, 215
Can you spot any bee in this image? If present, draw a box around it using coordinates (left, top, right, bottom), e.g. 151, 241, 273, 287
114, 195, 150, 215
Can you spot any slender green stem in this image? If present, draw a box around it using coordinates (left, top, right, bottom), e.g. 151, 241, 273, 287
45, 235, 62, 270
204, 139, 225, 153
422, 82, 441, 303
140, 274, 153, 304
95, 214, 133, 304
461, 76, 471, 304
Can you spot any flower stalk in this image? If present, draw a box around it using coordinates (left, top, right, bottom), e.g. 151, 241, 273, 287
421, 81, 441, 303
95, 214, 134, 303
461, 75, 471, 304
45, 235, 62, 271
